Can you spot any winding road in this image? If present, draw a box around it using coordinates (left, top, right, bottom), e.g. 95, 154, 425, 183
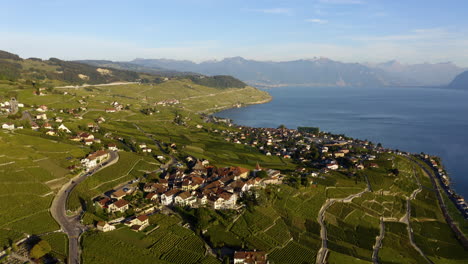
315, 175, 372, 264
50, 151, 119, 264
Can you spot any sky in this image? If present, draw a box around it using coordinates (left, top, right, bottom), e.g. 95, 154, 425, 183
1, 0, 468, 66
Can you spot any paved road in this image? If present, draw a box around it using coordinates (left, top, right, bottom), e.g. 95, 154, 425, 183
50, 151, 119, 264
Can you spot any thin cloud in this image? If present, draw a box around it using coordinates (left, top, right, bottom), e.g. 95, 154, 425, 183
252, 8, 293, 15
319, 0, 364, 4
305, 18, 328, 24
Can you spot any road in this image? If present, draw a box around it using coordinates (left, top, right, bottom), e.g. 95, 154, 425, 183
316, 175, 371, 264
372, 218, 385, 264
50, 151, 119, 264
410, 156, 468, 249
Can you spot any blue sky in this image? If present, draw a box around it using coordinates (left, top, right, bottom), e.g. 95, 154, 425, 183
1, 0, 468, 66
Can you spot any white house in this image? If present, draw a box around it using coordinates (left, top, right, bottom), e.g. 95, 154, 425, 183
58, 124, 71, 133
96, 221, 115, 232
174, 191, 197, 207
161, 189, 180, 206
214, 192, 237, 210
2, 123, 14, 130
81, 150, 109, 169
107, 199, 129, 213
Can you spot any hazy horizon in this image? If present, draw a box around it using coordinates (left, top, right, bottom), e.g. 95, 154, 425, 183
2, 0, 468, 67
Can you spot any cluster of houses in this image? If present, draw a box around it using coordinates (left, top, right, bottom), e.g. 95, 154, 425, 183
92, 159, 283, 233
105, 101, 125, 113
0, 98, 23, 115
234, 251, 268, 264
33, 87, 47, 96
214, 126, 385, 176
423, 155, 468, 218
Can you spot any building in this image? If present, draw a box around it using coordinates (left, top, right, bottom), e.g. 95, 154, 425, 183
2, 123, 14, 130
214, 192, 237, 210
234, 251, 268, 264
108, 199, 129, 213
108, 143, 118, 151
81, 150, 109, 169
161, 189, 181, 206
58, 124, 71, 133
96, 221, 115, 232
174, 191, 197, 207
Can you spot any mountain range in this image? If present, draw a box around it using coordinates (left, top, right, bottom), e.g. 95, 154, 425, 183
79, 57, 466, 88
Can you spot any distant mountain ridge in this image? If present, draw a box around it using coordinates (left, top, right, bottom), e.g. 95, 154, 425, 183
128, 57, 466, 88
448, 70, 468, 90
368, 60, 465, 86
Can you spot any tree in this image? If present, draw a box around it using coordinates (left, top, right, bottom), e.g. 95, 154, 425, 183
29, 240, 51, 260
256, 170, 268, 179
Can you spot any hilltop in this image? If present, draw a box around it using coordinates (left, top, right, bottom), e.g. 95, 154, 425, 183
448, 70, 468, 90
0, 50, 248, 90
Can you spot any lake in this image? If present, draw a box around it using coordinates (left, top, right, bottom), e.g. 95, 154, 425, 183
216, 86, 468, 198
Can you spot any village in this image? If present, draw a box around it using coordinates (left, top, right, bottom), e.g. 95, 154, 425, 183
1, 92, 467, 264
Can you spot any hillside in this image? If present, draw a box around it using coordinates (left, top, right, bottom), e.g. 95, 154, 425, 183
0, 51, 467, 264
0, 50, 248, 90
448, 70, 468, 89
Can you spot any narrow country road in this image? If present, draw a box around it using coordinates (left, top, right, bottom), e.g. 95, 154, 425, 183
372, 217, 385, 264
50, 151, 119, 264
316, 175, 372, 264
403, 163, 433, 264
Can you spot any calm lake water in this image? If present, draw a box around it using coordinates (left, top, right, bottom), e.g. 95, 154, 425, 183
217, 86, 468, 198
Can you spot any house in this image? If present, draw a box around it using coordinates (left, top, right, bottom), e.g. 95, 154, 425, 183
174, 191, 197, 207
36, 113, 47, 120
107, 199, 129, 213
43, 123, 53, 130
36, 105, 48, 112
111, 189, 127, 200
234, 251, 268, 264
107, 143, 118, 151
334, 152, 345, 158
161, 189, 181, 206
326, 164, 339, 170
96, 116, 106, 123
138, 143, 147, 149
55, 117, 63, 123
126, 215, 150, 230
96, 221, 115, 232
58, 124, 71, 133
2, 123, 14, 130
45, 130, 57, 136
81, 150, 109, 169
145, 192, 159, 201
235, 167, 250, 179
78, 132, 94, 141
84, 139, 94, 145
214, 192, 237, 210
95, 197, 111, 209
31, 122, 40, 130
